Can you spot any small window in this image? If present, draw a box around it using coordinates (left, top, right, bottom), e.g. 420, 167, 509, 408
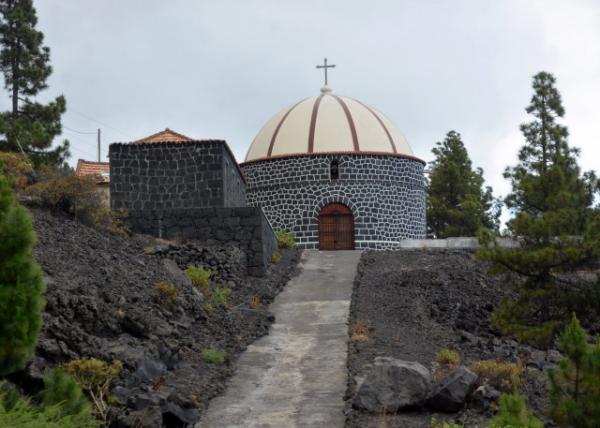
330, 160, 339, 180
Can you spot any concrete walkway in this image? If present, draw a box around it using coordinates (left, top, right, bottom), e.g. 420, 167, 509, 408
197, 250, 362, 428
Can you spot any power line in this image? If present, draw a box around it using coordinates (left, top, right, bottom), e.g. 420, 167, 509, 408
63, 125, 97, 135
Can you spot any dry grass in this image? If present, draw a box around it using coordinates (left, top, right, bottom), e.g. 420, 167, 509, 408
351, 321, 369, 343
250, 295, 261, 309
436, 348, 461, 368
470, 359, 523, 392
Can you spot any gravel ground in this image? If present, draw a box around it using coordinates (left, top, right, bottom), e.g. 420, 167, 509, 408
12, 207, 300, 427
345, 249, 554, 428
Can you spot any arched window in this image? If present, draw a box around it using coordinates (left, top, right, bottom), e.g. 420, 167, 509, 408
330, 160, 339, 180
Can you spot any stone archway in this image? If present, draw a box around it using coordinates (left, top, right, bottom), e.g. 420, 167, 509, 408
319, 203, 355, 250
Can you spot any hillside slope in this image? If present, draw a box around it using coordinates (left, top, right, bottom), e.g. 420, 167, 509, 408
16, 208, 299, 427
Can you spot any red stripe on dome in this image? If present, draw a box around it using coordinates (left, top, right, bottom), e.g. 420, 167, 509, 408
332, 95, 360, 151
308, 94, 324, 153
352, 98, 397, 154
267, 99, 305, 157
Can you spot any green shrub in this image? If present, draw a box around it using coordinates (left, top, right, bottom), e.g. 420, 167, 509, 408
488, 393, 543, 428
548, 314, 600, 427
185, 265, 211, 292
469, 360, 523, 392
202, 348, 226, 364
41, 368, 92, 420
271, 251, 282, 264
202, 302, 214, 315
212, 287, 231, 306
63, 358, 122, 423
490, 298, 560, 349
275, 230, 296, 249
436, 348, 461, 367
153, 281, 177, 303
0, 393, 99, 428
0, 168, 45, 376
430, 418, 464, 428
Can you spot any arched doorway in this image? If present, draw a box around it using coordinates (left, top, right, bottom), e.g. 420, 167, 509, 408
319, 203, 355, 250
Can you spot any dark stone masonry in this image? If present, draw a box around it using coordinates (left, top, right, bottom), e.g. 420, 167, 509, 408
109, 141, 246, 211
125, 207, 277, 276
241, 154, 426, 250
109, 141, 276, 276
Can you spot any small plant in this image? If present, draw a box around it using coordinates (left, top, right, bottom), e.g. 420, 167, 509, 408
41, 368, 92, 421
63, 358, 122, 423
271, 251, 282, 264
431, 418, 464, 428
212, 287, 231, 306
153, 281, 177, 303
185, 265, 212, 293
250, 295, 260, 309
202, 303, 214, 315
351, 321, 369, 343
548, 313, 600, 427
202, 348, 226, 364
488, 393, 543, 428
275, 230, 296, 249
470, 359, 523, 392
436, 348, 461, 368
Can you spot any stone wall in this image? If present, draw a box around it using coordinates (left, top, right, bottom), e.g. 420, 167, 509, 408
109, 141, 246, 211
125, 207, 277, 276
241, 154, 426, 250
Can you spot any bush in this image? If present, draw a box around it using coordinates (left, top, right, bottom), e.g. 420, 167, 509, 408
490, 297, 561, 349
212, 287, 231, 306
275, 230, 296, 249
41, 368, 92, 420
202, 303, 214, 315
250, 295, 260, 309
0, 152, 33, 190
185, 265, 211, 292
271, 251, 282, 264
488, 393, 543, 428
153, 281, 177, 303
63, 358, 122, 423
0, 168, 45, 376
436, 349, 461, 368
202, 348, 226, 364
0, 393, 99, 428
548, 314, 600, 427
469, 360, 523, 392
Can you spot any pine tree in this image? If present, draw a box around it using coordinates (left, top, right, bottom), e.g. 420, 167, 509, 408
0, 165, 45, 376
478, 72, 600, 344
548, 314, 600, 427
41, 368, 92, 420
0, 0, 69, 166
427, 130, 500, 238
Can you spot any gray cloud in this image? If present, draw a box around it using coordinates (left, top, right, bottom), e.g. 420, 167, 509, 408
30, 0, 600, 216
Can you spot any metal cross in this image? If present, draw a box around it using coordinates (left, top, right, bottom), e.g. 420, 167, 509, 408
316, 58, 336, 85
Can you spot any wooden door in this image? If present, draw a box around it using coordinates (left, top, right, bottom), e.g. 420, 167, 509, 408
319, 204, 355, 250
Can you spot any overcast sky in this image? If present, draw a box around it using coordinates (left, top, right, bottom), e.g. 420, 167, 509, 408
23, 1, 600, 213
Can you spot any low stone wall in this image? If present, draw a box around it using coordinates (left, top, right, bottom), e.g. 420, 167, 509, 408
126, 207, 277, 276
398, 237, 519, 249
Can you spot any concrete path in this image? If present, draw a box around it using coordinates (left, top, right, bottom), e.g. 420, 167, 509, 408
197, 250, 362, 428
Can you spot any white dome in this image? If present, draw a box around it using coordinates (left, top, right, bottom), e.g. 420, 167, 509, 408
244, 86, 415, 163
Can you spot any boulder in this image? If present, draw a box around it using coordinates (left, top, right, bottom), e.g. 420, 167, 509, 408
470, 384, 501, 411
427, 366, 477, 412
352, 357, 431, 412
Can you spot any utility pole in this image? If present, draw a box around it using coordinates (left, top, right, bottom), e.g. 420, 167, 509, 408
97, 128, 101, 162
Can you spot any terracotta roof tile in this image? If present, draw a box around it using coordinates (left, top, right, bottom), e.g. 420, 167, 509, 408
132, 128, 194, 144
75, 159, 110, 183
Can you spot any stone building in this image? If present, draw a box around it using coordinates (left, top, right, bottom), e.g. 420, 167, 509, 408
109, 129, 276, 276
240, 86, 426, 250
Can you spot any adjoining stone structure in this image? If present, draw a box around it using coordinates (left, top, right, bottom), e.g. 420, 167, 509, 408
241, 86, 427, 250
109, 129, 275, 276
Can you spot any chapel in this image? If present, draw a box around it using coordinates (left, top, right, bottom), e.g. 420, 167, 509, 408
240, 84, 426, 250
